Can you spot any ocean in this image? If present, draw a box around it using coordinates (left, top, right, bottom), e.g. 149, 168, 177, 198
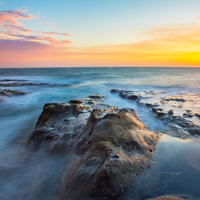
0, 67, 200, 200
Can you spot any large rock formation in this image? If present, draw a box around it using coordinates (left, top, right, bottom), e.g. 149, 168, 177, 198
27, 94, 159, 199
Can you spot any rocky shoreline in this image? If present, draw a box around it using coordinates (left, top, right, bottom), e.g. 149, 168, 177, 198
27, 94, 159, 199
25, 91, 200, 200
111, 89, 200, 138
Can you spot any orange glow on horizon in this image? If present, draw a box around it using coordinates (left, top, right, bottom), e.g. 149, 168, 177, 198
0, 23, 200, 67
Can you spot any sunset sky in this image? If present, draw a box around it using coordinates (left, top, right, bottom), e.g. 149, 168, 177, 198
0, 0, 200, 67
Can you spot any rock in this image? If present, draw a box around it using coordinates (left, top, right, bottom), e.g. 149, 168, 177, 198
27, 95, 114, 152
183, 110, 200, 118
111, 89, 159, 101
119, 90, 129, 98
127, 92, 140, 100
152, 107, 167, 117
118, 90, 141, 100
149, 194, 200, 200
111, 88, 200, 137
162, 95, 186, 102
0, 78, 26, 82
69, 99, 83, 104
0, 83, 70, 87
27, 94, 159, 199
27, 103, 88, 152
152, 107, 164, 113
149, 196, 183, 200
88, 94, 105, 99
0, 89, 26, 96
146, 103, 154, 107
60, 108, 158, 199
168, 110, 174, 115
111, 89, 121, 93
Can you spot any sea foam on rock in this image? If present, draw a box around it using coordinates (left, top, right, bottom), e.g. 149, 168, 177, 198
27, 94, 159, 199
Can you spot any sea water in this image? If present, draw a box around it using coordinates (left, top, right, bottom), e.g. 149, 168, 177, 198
0, 67, 200, 200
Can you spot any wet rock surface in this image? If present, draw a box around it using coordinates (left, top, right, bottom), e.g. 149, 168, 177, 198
148, 194, 200, 200
111, 89, 200, 137
0, 89, 26, 97
149, 197, 183, 200
27, 94, 158, 199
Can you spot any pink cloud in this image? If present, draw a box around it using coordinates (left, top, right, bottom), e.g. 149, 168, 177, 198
0, 9, 34, 36
8, 34, 71, 45
0, 9, 71, 46
3, 24, 33, 33
0, 10, 33, 25
41, 32, 71, 36
0, 39, 50, 51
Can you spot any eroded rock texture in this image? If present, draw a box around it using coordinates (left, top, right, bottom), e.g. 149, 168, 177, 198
27, 94, 158, 200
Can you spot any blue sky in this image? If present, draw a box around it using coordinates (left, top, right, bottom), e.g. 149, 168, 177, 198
1, 0, 200, 46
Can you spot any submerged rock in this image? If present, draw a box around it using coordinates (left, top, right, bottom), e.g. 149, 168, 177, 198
0, 89, 26, 96
0, 81, 70, 87
27, 94, 159, 199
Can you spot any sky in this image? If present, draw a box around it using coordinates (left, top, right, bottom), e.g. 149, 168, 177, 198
0, 0, 200, 67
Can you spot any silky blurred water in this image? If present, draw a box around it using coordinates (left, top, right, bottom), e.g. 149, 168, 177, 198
0, 67, 200, 200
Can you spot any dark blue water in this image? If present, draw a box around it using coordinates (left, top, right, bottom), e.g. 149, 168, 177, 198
0, 67, 200, 200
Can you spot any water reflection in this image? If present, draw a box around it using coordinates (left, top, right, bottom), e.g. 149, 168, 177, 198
119, 134, 200, 199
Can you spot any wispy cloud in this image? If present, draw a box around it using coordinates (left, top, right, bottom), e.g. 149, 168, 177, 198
41, 32, 71, 36
0, 9, 34, 35
0, 9, 72, 46
8, 34, 71, 45
0, 2, 4, 5
0, 10, 33, 25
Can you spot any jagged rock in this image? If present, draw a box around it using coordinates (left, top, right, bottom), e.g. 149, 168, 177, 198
0, 89, 26, 96
27, 95, 114, 152
27, 94, 159, 199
